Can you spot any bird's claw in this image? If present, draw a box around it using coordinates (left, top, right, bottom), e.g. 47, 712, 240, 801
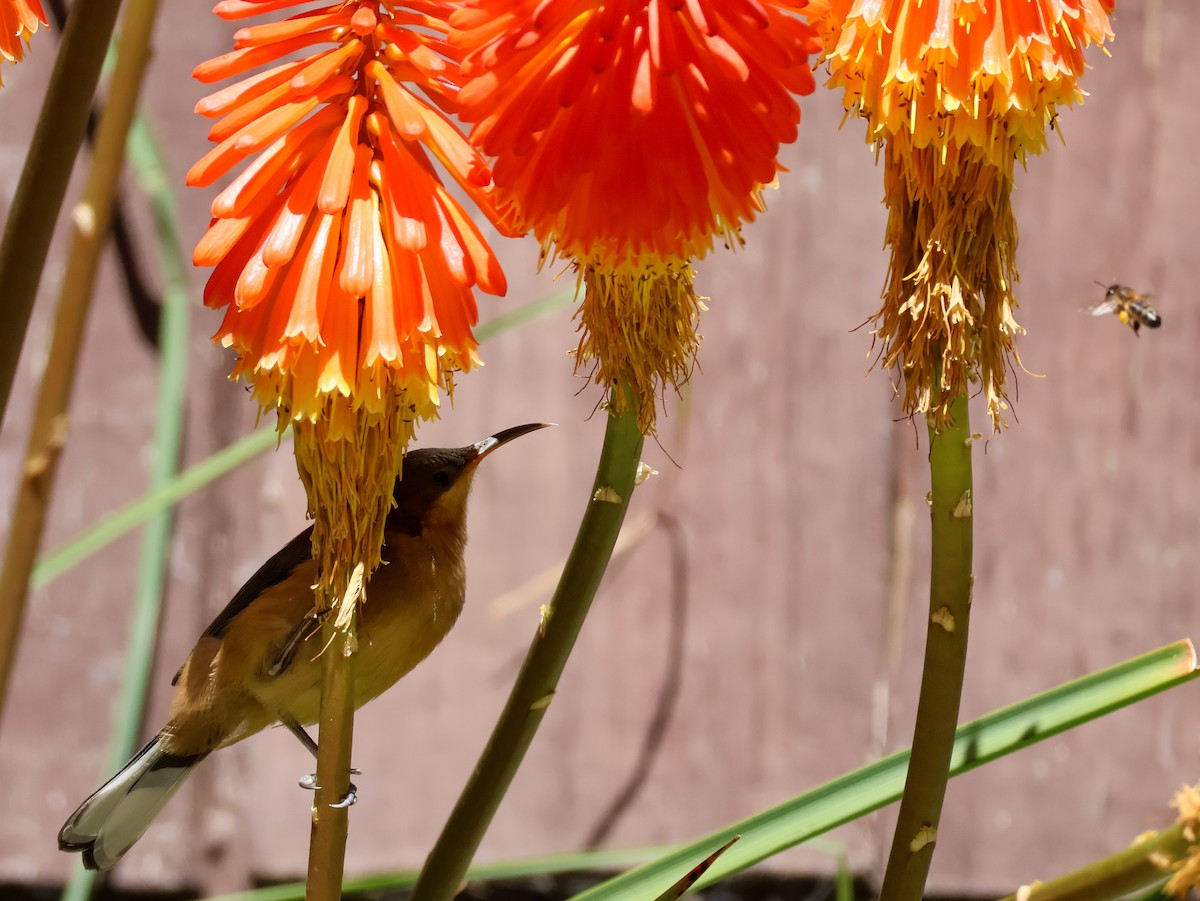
298, 769, 361, 808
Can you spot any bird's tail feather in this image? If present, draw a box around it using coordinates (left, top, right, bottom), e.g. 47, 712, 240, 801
59, 735, 206, 871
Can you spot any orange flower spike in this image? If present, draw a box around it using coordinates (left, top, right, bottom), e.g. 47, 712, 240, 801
807, 0, 1116, 428
0, 0, 47, 81
192, 0, 510, 603
452, 0, 818, 432
453, 0, 819, 263
809, 0, 1114, 165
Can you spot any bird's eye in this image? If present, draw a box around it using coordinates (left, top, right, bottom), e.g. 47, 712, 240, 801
433, 470, 452, 489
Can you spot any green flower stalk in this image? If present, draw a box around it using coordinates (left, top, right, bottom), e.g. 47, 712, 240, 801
413, 390, 644, 900
0, 0, 153, 719
803, 2, 1118, 898
0, 0, 122, 429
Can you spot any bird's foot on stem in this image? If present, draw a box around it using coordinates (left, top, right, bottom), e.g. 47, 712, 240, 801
298, 771, 360, 807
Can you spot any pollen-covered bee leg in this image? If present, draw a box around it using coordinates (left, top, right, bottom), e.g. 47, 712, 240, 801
284, 717, 360, 803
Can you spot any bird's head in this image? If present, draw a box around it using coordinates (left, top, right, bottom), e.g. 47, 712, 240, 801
386, 423, 551, 536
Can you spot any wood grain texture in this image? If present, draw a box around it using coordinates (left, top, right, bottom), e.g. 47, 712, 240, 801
0, 4, 1196, 895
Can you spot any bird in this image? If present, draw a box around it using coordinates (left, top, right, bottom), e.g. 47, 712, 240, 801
58, 423, 549, 871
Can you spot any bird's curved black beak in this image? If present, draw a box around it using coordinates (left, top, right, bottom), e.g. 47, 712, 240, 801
470, 422, 554, 463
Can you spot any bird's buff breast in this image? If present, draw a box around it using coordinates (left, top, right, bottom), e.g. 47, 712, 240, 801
250, 525, 468, 727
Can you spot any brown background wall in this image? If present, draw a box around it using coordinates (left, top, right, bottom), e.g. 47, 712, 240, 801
0, 2, 1196, 896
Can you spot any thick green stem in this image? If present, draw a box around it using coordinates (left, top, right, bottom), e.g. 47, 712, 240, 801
0, 0, 159, 724
306, 596, 360, 900
995, 824, 1191, 901
411, 391, 644, 901
0, 0, 123, 429
61, 114, 185, 901
879, 392, 974, 901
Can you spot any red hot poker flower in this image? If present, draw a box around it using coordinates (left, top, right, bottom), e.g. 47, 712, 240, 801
191, 0, 511, 600
450, 0, 820, 431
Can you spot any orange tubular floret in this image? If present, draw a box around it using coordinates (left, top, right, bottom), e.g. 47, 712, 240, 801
208, 76, 301, 142
318, 93, 367, 214
361, 206, 401, 366
368, 60, 429, 137
235, 237, 287, 310
195, 58, 308, 117
0, 0, 46, 69
428, 192, 474, 289
233, 10, 350, 48
316, 277, 358, 396
421, 240, 479, 350
261, 134, 336, 270
436, 183, 506, 296
194, 183, 280, 267
378, 198, 423, 342
233, 75, 352, 153
193, 29, 339, 83
415, 106, 492, 187
285, 210, 341, 343
214, 0, 315, 21
375, 124, 433, 252
212, 112, 337, 218
339, 144, 376, 297
201, 194, 286, 308
292, 38, 364, 93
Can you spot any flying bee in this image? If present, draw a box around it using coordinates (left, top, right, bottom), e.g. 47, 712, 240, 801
1090, 282, 1162, 336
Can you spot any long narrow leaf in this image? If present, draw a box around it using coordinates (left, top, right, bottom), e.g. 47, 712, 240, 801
61, 43, 180, 901
570, 640, 1198, 901
33, 428, 284, 587
653, 837, 740, 901
207, 845, 676, 901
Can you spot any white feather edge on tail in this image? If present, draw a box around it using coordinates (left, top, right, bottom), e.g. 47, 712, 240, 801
59, 735, 205, 871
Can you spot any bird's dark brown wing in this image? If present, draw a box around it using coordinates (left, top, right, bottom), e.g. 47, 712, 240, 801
202, 525, 315, 639
170, 527, 317, 688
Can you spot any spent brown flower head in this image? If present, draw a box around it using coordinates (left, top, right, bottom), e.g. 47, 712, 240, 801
807, 0, 1114, 429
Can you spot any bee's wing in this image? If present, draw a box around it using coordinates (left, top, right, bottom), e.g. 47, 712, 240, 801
1089, 300, 1119, 317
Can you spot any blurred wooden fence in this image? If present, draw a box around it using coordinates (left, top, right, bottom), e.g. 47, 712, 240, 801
0, 2, 1197, 896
